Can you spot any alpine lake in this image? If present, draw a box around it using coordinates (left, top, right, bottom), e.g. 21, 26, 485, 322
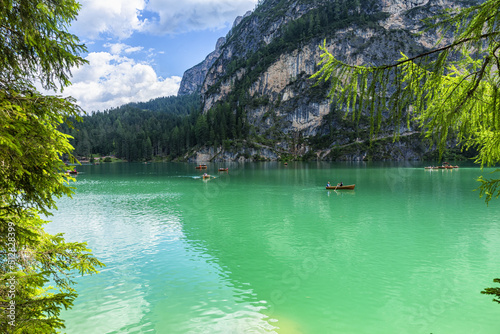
46, 161, 500, 333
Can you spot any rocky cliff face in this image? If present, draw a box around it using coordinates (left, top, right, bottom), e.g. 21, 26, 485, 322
178, 0, 481, 162
178, 10, 252, 96
177, 37, 226, 96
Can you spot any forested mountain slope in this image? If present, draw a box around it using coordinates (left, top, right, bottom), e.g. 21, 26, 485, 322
69, 0, 481, 162
65, 94, 201, 161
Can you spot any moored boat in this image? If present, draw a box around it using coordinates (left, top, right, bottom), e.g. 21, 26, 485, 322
218, 168, 228, 172
195, 164, 207, 169
424, 165, 459, 170
326, 184, 355, 190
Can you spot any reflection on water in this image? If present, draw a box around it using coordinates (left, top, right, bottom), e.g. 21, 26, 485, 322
46, 162, 500, 333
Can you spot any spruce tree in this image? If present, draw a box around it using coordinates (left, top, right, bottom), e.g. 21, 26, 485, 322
0, 1, 103, 332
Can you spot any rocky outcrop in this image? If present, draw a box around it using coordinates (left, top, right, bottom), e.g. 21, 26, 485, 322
184, 131, 431, 163
185, 144, 280, 162
177, 37, 226, 95
178, 10, 253, 96
231, 10, 252, 30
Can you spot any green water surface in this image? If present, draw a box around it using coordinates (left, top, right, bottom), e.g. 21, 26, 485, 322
46, 162, 500, 333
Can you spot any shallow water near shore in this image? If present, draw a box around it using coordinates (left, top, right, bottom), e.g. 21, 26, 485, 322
46, 161, 500, 333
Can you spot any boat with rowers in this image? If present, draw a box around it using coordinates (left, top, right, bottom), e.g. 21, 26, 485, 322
195, 164, 207, 169
326, 184, 355, 190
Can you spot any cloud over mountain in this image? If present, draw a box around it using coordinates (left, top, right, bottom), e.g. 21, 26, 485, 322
72, 0, 257, 39
64, 52, 181, 112
62, 0, 257, 112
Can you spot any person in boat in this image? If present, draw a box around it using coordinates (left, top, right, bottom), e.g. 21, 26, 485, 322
327, 181, 331, 187
337, 182, 343, 186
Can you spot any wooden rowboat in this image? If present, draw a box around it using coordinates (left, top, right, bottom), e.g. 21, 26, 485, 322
195, 164, 207, 169
326, 184, 355, 190
202, 174, 211, 179
218, 168, 228, 172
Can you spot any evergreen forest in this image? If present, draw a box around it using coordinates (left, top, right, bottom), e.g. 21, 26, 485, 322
64, 94, 250, 161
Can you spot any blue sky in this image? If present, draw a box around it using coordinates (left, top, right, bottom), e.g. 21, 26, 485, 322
61, 0, 258, 112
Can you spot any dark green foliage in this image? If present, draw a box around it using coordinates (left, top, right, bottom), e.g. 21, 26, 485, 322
1, 1, 104, 332
62, 94, 199, 160
481, 279, 500, 304
0, 0, 87, 90
65, 95, 250, 161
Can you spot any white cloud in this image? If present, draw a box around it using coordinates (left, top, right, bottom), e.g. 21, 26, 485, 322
124, 46, 144, 54
145, 0, 257, 34
72, 0, 147, 39
104, 43, 144, 55
63, 52, 181, 112
72, 0, 257, 39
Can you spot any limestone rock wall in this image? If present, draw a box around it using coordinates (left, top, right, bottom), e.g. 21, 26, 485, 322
177, 0, 481, 161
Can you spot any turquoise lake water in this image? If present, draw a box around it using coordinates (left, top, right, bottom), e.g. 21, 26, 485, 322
46, 162, 500, 333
